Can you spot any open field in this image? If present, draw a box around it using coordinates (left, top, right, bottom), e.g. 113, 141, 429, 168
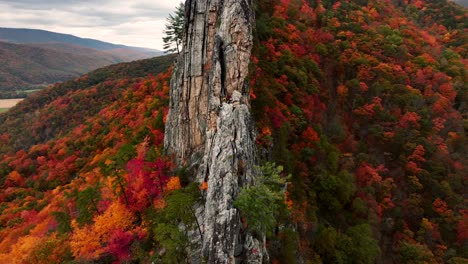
0, 99, 23, 111
24, 89, 43, 94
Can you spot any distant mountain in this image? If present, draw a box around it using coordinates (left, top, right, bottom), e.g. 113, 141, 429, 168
0, 28, 165, 97
0, 28, 162, 55
0, 41, 121, 96
29, 43, 158, 62
454, 0, 468, 7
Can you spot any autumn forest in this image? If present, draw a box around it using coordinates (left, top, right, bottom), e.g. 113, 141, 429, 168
0, 0, 466, 263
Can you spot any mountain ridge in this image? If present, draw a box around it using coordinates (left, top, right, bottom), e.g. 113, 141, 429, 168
0, 28, 165, 97
0, 41, 118, 95
0, 27, 161, 54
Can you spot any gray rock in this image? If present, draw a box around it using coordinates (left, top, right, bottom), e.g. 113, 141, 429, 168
196, 103, 259, 263
164, 0, 267, 263
165, 0, 254, 165
232, 90, 242, 102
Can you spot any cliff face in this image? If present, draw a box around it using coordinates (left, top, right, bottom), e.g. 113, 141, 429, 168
195, 92, 262, 262
165, 0, 253, 164
164, 0, 265, 263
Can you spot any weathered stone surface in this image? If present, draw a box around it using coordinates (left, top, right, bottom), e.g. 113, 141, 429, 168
164, 0, 218, 164
165, 0, 253, 165
164, 0, 266, 262
197, 102, 258, 263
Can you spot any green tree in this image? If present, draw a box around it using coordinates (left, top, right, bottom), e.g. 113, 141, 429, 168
234, 163, 290, 237
345, 224, 380, 264
398, 241, 435, 264
76, 186, 101, 226
314, 224, 380, 264
163, 3, 185, 54
52, 211, 72, 234
152, 184, 201, 263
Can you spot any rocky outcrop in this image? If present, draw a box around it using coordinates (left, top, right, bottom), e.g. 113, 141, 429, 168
164, 0, 266, 263
196, 94, 261, 263
164, 0, 254, 165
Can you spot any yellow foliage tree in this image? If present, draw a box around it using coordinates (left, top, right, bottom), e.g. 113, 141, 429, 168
70, 202, 135, 260
0, 235, 41, 264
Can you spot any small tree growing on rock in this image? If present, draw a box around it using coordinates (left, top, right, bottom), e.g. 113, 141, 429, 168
163, 3, 185, 54
234, 163, 290, 237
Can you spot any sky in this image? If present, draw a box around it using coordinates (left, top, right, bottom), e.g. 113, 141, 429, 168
0, 0, 183, 50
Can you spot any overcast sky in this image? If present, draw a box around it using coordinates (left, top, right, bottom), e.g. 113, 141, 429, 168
0, 0, 183, 50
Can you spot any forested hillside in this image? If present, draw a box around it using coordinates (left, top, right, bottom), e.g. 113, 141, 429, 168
0, 41, 120, 96
250, 0, 466, 262
0, 56, 175, 262
0, 28, 162, 98
0, 0, 465, 263
0, 55, 175, 151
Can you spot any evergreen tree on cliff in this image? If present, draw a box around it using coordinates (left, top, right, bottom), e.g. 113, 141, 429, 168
163, 3, 185, 54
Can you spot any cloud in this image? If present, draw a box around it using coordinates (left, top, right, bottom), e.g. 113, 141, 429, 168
0, 0, 183, 50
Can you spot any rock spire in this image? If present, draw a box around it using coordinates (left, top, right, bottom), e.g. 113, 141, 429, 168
164, 0, 267, 262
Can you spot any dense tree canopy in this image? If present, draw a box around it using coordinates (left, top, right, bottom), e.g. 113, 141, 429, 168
250, 0, 466, 262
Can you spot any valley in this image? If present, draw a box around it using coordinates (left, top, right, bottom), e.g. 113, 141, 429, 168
0, 29, 163, 94
0, 98, 22, 112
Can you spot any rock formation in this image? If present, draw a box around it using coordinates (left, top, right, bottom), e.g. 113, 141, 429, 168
164, 0, 267, 262
165, 0, 254, 164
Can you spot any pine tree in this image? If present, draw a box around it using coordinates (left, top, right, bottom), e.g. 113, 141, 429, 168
163, 3, 185, 54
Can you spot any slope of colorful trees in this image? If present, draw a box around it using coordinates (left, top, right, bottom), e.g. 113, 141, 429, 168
0, 56, 186, 263
250, 0, 466, 262
0, 0, 466, 263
